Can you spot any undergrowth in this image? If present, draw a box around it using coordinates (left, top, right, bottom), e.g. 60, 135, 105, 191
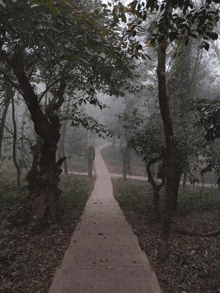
112, 178, 220, 293
0, 172, 93, 292
114, 180, 220, 220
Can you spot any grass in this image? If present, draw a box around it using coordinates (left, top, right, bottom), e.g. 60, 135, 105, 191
65, 154, 88, 173
103, 144, 220, 292
59, 174, 94, 220
112, 178, 220, 293
177, 186, 220, 216
114, 180, 220, 219
0, 168, 94, 293
113, 181, 155, 215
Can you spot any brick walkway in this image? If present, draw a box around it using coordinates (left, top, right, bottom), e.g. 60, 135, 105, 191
49, 144, 162, 293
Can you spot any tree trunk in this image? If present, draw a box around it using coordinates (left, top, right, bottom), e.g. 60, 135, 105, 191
172, 169, 182, 214
123, 160, 127, 181
61, 122, 68, 174
26, 136, 42, 197
86, 145, 95, 177
0, 98, 10, 159
183, 172, 187, 190
146, 156, 165, 222
19, 107, 28, 166
112, 134, 116, 154
121, 146, 127, 181
156, 6, 179, 260
9, 52, 67, 222
11, 94, 21, 188
34, 132, 63, 222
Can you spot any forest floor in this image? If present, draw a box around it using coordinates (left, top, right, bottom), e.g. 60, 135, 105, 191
1, 151, 220, 293
112, 177, 220, 293
103, 153, 220, 293
0, 174, 95, 293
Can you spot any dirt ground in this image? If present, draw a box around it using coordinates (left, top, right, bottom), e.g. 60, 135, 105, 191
0, 175, 95, 293
112, 177, 220, 293
0, 208, 87, 293
103, 160, 220, 292
1, 162, 219, 293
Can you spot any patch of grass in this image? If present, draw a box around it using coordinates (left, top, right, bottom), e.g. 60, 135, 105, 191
114, 179, 220, 219
177, 186, 220, 216
66, 154, 88, 172
112, 179, 220, 293
0, 172, 94, 293
59, 174, 94, 221
113, 180, 156, 216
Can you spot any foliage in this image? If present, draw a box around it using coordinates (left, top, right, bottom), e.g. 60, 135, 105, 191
128, 113, 165, 163
100, 143, 145, 170
0, 0, 135, 222
193, 98, 220, 141
114, 0, 219, 47
67, 153, 88, 172
0, 0, 134, 135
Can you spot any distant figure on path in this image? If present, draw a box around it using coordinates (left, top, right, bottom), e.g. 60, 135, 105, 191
86, 144, 95, 177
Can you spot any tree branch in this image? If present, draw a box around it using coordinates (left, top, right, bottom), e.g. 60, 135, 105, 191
38, 76, 62, 105
0, 69, 24, 97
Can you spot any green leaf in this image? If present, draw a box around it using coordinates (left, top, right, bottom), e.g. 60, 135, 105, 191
121, 13, 126, 23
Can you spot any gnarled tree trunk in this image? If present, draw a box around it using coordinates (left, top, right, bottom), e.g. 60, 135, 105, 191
146, 155, 165, 222
9, 51, 67, 222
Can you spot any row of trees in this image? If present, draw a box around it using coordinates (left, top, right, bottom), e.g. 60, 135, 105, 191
108, 0, 220, 260
1, 0, 220, 261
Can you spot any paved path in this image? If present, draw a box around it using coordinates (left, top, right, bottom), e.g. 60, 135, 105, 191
49, 144, 162, 293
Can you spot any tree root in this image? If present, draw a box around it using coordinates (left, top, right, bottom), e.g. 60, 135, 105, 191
173, 227, 220, 237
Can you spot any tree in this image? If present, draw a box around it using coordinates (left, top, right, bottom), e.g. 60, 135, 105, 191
0, 83, 10, 159
193, 98, 220, 184
129, 113, 166, 222
113, 0, 219, 260
0, 0, 133, 222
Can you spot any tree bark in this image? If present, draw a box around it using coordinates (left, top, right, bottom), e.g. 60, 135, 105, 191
8, 51, 67, 222
60, 122, 68, 174
26, 136, 42, 197
86, 145, 95, 177
146, 155, 165, 222
156, 3, 181, 261
182, 172, 187, 190
157, 45, 184, 260
20, 107, 27, 165
11, 94, 21, 188
172, 169, 182, 214
0, 95, 10, 159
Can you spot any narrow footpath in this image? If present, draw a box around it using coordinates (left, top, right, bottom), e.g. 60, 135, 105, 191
49, 144, 162, 293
